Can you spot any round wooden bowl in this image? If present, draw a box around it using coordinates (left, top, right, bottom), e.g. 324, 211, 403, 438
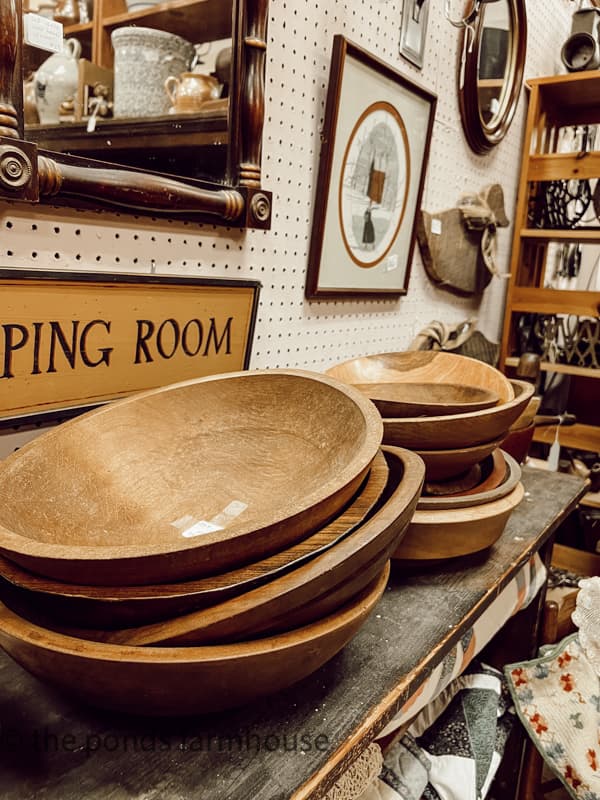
500, 422, 535, 465
0, 565, 389, 716
0, 452, 390, 629
5, 448, 423, 645
0, 369, 383, 586
413, 436, 503, 481
326, 351, 514, 404
381, 379, 534, 450
351, 382, 499, 418
392, 481, 525, 563
448, 448, 507, 496
417, 450, 521, 511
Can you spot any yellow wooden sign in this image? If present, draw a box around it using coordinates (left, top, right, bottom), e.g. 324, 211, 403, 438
0, 270, 260, 423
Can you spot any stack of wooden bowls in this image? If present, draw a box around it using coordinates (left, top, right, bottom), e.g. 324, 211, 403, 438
0, 369, 425, 715
326, 352, 534, 563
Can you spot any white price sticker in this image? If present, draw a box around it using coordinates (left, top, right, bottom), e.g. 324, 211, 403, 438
431, 218, 442, 235
23, 13, 64, 53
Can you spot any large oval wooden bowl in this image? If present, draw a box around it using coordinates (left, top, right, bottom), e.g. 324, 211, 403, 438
382, 380, 534, 450
392, 482, 525, 563
12, 447, 423, 645
0, 564, 389, 716
352, 382, 499, 418
417, 450, 521, 511
0, 370, 383, 586
0, 452, 391, 629
326, 351, 514, 404
413, 436, 503, 481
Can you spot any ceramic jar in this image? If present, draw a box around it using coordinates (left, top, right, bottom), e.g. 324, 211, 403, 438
111, 27, 194, 118
164, 72, 220, 114
34, 38, 81, 125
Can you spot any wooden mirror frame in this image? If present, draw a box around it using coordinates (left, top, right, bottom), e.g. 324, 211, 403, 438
458, 0, 526, 155
0, 0, 271, 228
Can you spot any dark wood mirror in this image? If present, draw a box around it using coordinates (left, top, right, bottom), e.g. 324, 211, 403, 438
458, 0, 526, 154
0, 0, 271, 227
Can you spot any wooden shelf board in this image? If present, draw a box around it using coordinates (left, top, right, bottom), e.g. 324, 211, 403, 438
527, 151, 600, 182
532, 422, 600, 452
26, 102, 229, 152
505, 357, 600, 380
63, 20, 93, 34
552, 542, 600, 576
510, 286, 600, 316
103, 0, 232, 41
528, 71, 600, 109
520, 228, 600, 242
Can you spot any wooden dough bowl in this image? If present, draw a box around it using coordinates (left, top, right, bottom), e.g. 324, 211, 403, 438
0, 564, 389, 716
351, 382, 499, 418
0, 369, 383, 586
417, 450, 521, 511
6, 447, 424, 645
501, 423, 535, 465
392, 482, 524, 563
0, 452, 391, 629
413, 436, 503, 481
326, 351, 514, 404
382, 380, 534, 450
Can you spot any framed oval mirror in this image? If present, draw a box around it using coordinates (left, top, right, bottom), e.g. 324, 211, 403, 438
0, 0, 272, 227
458, 0, 526, 154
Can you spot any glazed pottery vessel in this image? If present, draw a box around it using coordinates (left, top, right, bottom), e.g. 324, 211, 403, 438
165, 72, 220, 113
111, 27, 194, 118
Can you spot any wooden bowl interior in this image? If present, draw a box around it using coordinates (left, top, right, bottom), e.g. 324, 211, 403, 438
326, 351, 514, 403
0, 453, 391, 629
0, 564, 390, 715
5, 448, 422, 646
352, 382, 499, 417
417, 450, 522, 511
0, 371, 380, 550
382, 379, 535, 451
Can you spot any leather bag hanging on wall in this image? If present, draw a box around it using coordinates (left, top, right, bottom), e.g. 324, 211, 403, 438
416, 183, 510, 296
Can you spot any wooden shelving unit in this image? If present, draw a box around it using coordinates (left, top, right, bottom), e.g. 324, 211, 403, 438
500, 72, 600, 453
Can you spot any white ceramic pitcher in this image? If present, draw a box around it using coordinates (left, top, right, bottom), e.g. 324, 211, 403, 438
34, 38, 82, 125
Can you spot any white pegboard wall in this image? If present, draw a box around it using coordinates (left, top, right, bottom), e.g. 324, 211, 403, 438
0, 0, 573, 382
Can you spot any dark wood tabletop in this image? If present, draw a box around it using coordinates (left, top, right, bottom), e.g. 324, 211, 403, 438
0, 468, 585, 800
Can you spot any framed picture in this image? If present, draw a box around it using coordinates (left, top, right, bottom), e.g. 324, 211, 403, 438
305, 35, 436, 299
400, 0, 430, 69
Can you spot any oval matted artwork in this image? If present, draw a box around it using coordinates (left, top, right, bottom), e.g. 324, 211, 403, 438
338, 101, 410, 269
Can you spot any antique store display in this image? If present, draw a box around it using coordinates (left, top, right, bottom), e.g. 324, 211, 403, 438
0, 360, 433, 714
327, 351, 530, 562
0, 0, 272, 226
305, 35, 436, 298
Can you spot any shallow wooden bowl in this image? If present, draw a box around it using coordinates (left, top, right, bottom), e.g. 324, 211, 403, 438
417, 450, 521, 511
0, 369, 383, 586
326, 351, 514, 403
381, 379, 534, 450
392, 482, 525, 563
413, 436, 503, 481
0, 565, 389, 716
352, 382, 499, 418
14, 447, 423, 645
0, 453, 391, 629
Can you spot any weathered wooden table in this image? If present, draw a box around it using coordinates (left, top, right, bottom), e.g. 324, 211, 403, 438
0, 468, 585, 800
